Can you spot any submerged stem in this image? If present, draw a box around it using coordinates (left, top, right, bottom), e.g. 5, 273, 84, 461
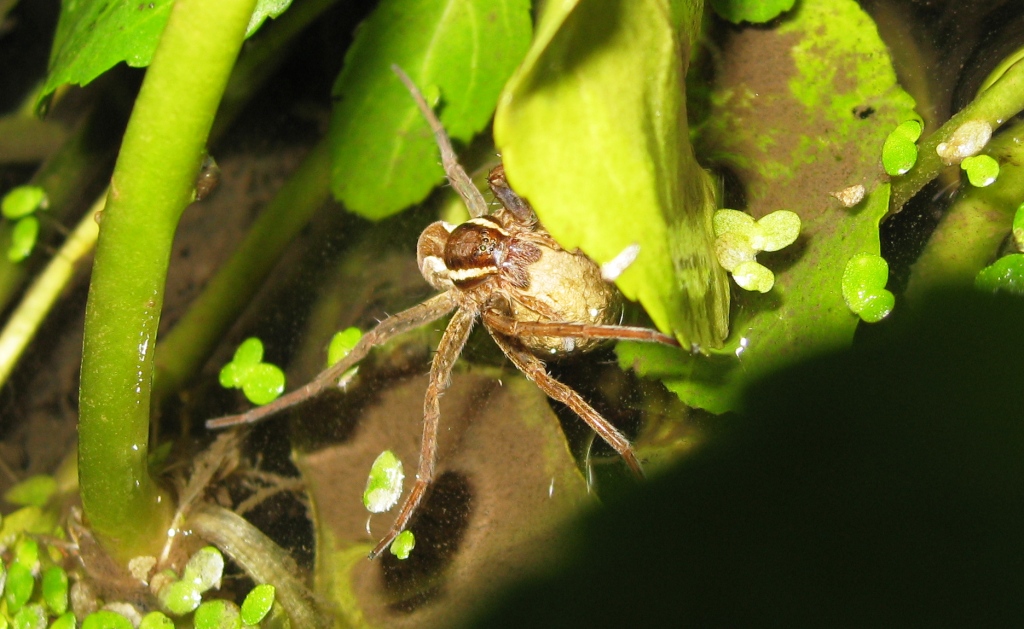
78, 0, 257, 561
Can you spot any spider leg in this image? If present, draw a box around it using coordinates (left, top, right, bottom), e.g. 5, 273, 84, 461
368, 305, 478, 559
206, 291, 457, 429
391, 65, 488, 219
482, 310, 680, 347
486, 330, 645, 479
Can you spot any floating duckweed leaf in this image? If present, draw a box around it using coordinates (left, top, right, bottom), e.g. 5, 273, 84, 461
49, 613, 76, 629
13, 538, 39, 572
158, 580, 202, 616
882, 120, 922, 176
240, 584, 275, 625
219, 339, 285, 405
961, 154, 1000, 187
842, 253, 894, 322
42, 567, 69, 616
709, 0, 797, 24
193, 600, 241, 629
4, 475, 57, 508
975, 254, 1024, 295
390, 530, 415, 560
713, 209, 800, 291
1012, 202, 1024, 249
12, 603, 45, 629
5, 563, 33, 613
1, 186, 47, 219
8, 217, 39, 263
936, 119, 992, 164
756, 210, 801, 251
363, 450, 404, 514
732, 260, 775, 293
182, 546, 223, 593
138, 612, 174, 629
327, 327, 362, 367
81, 610, 134, 629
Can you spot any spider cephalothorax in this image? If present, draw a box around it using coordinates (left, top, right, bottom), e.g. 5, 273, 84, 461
207, 67, 680, 559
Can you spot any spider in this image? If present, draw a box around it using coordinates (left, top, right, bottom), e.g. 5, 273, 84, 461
207, 66, 680, 559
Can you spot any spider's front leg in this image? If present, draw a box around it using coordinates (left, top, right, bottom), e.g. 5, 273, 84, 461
206, 291, 457, 429
368, 305, 478, 559
486, 329, 645, 479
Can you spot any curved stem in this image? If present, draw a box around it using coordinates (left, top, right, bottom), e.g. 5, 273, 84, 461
78, 0, 257, 561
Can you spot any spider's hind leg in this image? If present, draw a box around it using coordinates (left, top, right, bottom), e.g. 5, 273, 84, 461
486, 331, 644, 479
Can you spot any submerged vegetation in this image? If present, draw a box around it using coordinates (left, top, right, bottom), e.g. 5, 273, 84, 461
1, 0, 1023, 625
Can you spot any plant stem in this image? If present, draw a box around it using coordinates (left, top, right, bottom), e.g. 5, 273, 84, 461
891, 58, 1024, 211
153, 139, 332, 404
905, 120, 1024, 301
78, 0, 257, 561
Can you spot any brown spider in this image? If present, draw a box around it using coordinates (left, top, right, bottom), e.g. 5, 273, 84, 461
207, 66, 680, 559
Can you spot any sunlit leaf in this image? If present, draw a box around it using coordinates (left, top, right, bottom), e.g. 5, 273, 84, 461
709, 0, 796, 24
329, 0, 531, 219
495, 0, 730, 349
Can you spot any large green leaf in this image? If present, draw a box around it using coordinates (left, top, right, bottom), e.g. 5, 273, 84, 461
618, 0, 918, 413
43, 0, 174, 99
329, 0, 532, 219
493, 0, 730, 350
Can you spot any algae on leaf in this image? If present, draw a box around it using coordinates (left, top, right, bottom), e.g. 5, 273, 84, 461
620, 0, 918, 413
495, 0, 730, 350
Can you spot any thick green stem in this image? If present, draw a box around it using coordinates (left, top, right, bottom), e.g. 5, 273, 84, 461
891, 58, 1024, 211
78, 0, 257, 561
153, 139, 332, 403
905, 120, 1024, 301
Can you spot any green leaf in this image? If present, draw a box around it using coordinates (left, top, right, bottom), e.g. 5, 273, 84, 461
362, 450, 404, 513
42, 0, 175, 100
13, 538, 39, 572
976, 254, 1024, 295
232, 338, 265, 366
961, 154, 1000, 187
842, 253, 894, 323
495, 0, 730, 348
327, 327, 362, 367
709, 0, 796, 24
620, 0, 918, 413
1012, 202, 1024, 249
138, 612, 174, 629
240, 363, 285, 405
81, 611, 133, 629
329, 0, 532, 219
48, 613, 76, 629
5, 563, 34, 613
41, 567, 69, 616
158, 580, 202, 616
1, 186, 47, 219
390, 530, 415, 560
240, 584, 275, 625
8, 217, 39, 263
882, 120, 921, 176
193, 600, 241, 629
246, 0, 293, 37
3, 475, 57, 507
11, 604, 45, 629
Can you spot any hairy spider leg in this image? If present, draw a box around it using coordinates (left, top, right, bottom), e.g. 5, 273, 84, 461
487, 330, 645, 478
391, 65, 488, 219
205, 291, 458, 429
368, 305, 477, 559
482, 310, 681, 347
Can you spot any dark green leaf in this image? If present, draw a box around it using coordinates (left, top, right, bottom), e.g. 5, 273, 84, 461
42, 0, 174, 99
329, 0, 532, 219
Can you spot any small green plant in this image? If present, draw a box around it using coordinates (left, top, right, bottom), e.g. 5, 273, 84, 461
842, 254, 895, 323
389, 530, 416, 561
362, 451, 404, 514
1, 185, 48, 262
712, 209, 801, 292
961, 154, 1000, 187
219, 338, 286, 406
882, 119, 922, 176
